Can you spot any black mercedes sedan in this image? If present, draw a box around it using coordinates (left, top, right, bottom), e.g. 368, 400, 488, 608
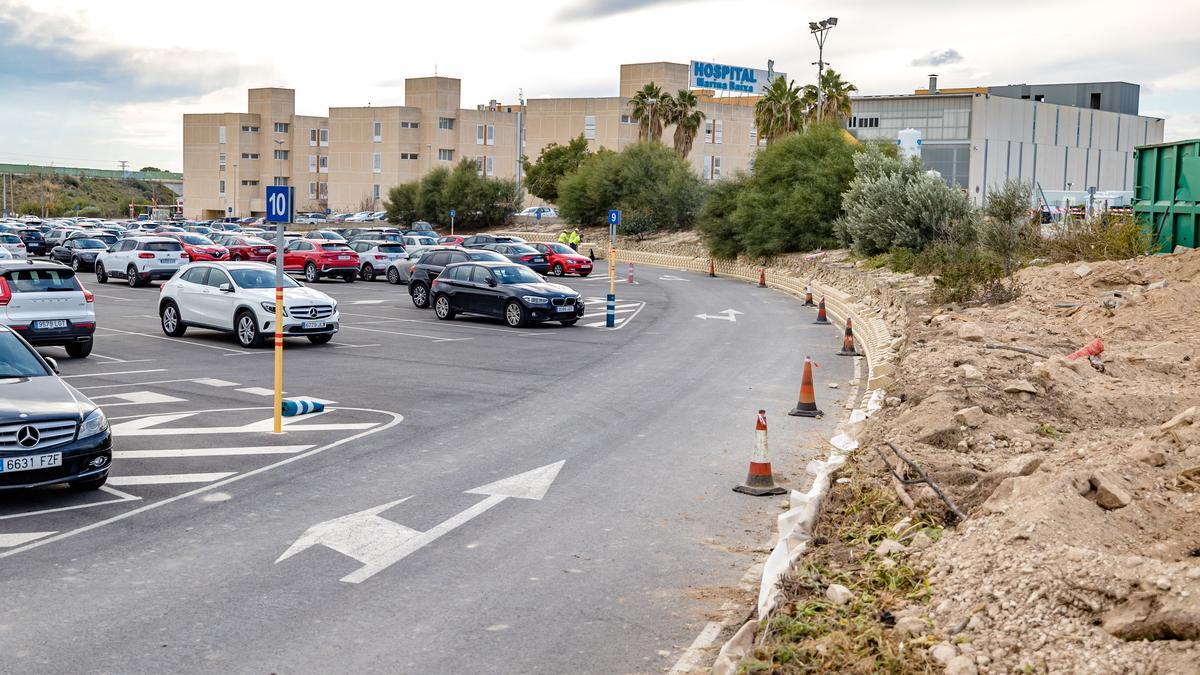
0, 326, 112, 491
430, 261, 584, 327
49, 237, 110, 271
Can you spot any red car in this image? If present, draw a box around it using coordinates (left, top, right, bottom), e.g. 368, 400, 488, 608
530, 242, 593, 277
437, 235, 465, 246
223, 235, 276, 262
167, 233, 229, 261
267, 239, 358, 283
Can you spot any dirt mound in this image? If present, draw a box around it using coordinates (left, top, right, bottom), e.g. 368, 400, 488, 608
863, 249, 1200, 673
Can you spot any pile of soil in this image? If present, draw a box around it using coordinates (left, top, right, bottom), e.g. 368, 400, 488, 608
862, 250, 1200, 673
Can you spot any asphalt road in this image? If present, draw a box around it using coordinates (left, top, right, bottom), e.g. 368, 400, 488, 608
0, 261, 855, 673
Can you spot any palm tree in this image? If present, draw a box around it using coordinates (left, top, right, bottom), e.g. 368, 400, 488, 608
754, 77, 803, 144
629, 82, 667, 142
801, 69, 858, 123
666, 89, 705, 158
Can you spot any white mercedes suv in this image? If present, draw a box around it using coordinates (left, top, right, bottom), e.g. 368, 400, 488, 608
157, 261, 339, 348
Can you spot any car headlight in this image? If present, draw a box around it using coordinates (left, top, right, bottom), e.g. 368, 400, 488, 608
261, 302, 289, 317
522, 296, 548, 305
80, 408, 109, 438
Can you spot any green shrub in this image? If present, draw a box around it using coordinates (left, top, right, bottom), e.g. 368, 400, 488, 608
915, 241, 1004, 304
1039, 212, 1152, 262
887, 247, 915, 272
558, 142, 703, 230
695, 174, 746, 259
617, 210, 656, 239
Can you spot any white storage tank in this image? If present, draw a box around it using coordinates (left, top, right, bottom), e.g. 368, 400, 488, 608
896, 128, 922, 161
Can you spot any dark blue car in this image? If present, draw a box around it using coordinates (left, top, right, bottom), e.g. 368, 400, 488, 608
480, 243, 550, 274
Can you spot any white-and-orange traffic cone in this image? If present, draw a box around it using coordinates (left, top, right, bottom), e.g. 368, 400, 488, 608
733, 410, 787, 496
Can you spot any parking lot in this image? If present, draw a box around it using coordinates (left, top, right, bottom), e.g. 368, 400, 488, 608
0, 260, 856, 673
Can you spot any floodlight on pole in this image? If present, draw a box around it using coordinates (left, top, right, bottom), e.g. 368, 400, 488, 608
809, 17, 838, 123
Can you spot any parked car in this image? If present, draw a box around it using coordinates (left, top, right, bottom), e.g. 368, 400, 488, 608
480, 243, 551, 274
0, 232, 28, 259
530, 242, 594, 277
165, 233, 229, 262
222, 236, 276, 262
406, 247, 507, 306
436, 235, 466, 247
401, 234, 439, 255
307, 230, 346, 242
460, 234, 525, 249
159, 261, 340, 348
431, 262, 583, 327
67, 231, 118, 249
0, 325, 110, 490
185, 225, 217, 236
295, 212, 328, 225
344, 211, 375, 223
0, 260, 95, 358
49, 238, 108, 271
348, 240, 408, 281
45, 227, 81, 249
266, 239, 358, 283
517, 206, 559, 219
152, 224, 185, 234
94, 236, 188, 287
16, 228, 48, 256
0, 247, 14, 261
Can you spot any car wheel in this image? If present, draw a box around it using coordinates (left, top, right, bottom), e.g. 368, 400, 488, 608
95, 263, 108, 284
304, 262, 319, 283
343, 274, 356, 283
560, 319, 578, 327
236, 310, 264, 348
307, 334, 333, 345
505, 300, 528, 328
70, 256, 82, 271
160, 302, 186, 337
65, 340, 93, 358
434, 294, 455, 320
69, 473, 108, 491
552, 263, 564, 276
579, 273, 590, 278
360, 264, 375, 281
387, 267, 401, 284
410, 282, 429, 308
232, 254, 242, 261
127, 265, 143, 287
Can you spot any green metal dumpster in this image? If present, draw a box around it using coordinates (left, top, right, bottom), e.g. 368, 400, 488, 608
1133, 139, 1200, 252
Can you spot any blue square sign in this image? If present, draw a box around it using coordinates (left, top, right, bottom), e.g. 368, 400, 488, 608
265, 186, 292, 224
607, 209, 620, 225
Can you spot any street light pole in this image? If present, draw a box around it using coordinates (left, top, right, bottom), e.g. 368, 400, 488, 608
809, 17, 838, 123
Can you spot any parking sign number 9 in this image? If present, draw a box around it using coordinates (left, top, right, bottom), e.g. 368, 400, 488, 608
269, 192, 287, 217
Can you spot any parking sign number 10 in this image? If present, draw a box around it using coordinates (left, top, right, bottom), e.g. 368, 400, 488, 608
269, 192, 288, 217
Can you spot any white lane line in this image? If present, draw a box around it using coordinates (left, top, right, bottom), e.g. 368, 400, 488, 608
340, 324, 472, 343
0, 486, 141, 522
0, 532, 57, 548
98, 327, 245, 354
114, 445, 313, 459
332, 343, 382, 349
351, 299, 386, 304
193, 378, 239, 387
91, 391, 186, 407
237, 387, 277, 396
91, 293, 135, 302
341, 312, 537, 336
108, 472, 237, 486
0, 407, 403, 560
61, 369, 166, 379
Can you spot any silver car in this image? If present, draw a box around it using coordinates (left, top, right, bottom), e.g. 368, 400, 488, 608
350, 240, 408, 282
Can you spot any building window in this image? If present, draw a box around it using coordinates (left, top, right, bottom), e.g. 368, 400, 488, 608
241, 125, 259, 132
240, 153, 260, 160
438, 148, 454, 161
1090, 92, 1102, 110
401, 120, 419, 129
476, 124, 495, 146
318, 182, 328, 199
218, 152, 226, 170
241, 180, 260, 187
486, 155, 494, 176
703, 156, 721, 180
583, 115, 596, 140
308, 155, 317, 172
318, 156, 329, 173
475, 156, 484, 176
310, 128, 317, 146
219, 126, 227, 144
373, 153, 381, 173
274, 149, 289, 160
401, 152, 419, 160
848, 116, 879, 129
487, 124, 495, 145
319, 128, 328, 146
373, 184, 381, 202
373, 121, 382, 142
620, 114, 635, 125
274, 177, 288, 186
219, 180, 226, 197
274, 122, 289, 133
438, 117, 454, 130
308, 182, 317, 199
704, 120, 723, 144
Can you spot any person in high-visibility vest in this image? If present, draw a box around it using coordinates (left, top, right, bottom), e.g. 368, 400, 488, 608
568, 228, 581, 251
558, 230, 569, 244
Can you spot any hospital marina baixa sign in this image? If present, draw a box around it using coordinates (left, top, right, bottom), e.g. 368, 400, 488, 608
689, 60, 783, 95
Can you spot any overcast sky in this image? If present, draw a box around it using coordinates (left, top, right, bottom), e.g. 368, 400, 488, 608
1, 0, 1196, 172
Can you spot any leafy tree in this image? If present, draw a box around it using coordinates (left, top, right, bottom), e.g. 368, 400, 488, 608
981, 179, 1035, 281
139, 166, 164, 173
384, 183, 418, 224
442, 159, 519, 228
414, 167, 450, 223
754, 77, 803, 144
665, 89, 705, 158
698, 124, 862, 258
557, 142, 702, 232
629, 82, 667, 142
523, 134, 590, 203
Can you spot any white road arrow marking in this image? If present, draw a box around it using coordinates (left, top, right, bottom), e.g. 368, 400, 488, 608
276, 460, 565, 583
694, 309, 744, 322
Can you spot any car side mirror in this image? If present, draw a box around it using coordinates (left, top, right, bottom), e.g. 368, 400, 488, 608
218, 283, 234, 292
486, 277, 497, 287
45, 357, 59, 374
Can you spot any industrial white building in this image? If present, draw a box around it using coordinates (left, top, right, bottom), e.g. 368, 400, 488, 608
846, 77, 1166, 205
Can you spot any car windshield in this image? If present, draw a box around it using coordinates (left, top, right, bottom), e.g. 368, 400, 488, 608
0, 235, 20, 243
492, 265, 543, 285
319, 243, 353, 252
144, 241, 183, 251
467, 250, 507, 262
75, 239, 107, 249
508, 244, 539, 254
181, 235, 214, 245
547, 242, 574, 254
377, 244, 405, 253
230, 268, 300, 289
0, 332, 50, 377
242, 237, 271, 246
317, 232, 345, 240
5, 269, 81, 293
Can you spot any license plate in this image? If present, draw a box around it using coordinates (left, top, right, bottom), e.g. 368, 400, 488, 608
534, 257, 544, 262
337, 255, 350, 260
302, 321, 326, 329
556, 305, 574, 312
1, 452, 62, 473
33, 320, 68, 329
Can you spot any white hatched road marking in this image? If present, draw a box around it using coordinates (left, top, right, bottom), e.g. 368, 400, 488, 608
109, 410, 376, 436
237, 387, 277, 396
580, 298, 647, 329
0, 532, 58, 548
193, 378, 239, 387
108, 472, 236, 486
351, 299, 386, 304
113, 445, 314, 459
0, 486, 140, 522
61, 369, 166, 379
91, 391, 186, 407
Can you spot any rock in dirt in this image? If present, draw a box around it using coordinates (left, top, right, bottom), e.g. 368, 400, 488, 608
1160, 406, 1196, 432
893, 615, 927, 638
909, 531, 934, 550
958, 364, 984, 380
1103, 591, 1200, 641
930, 643, 958, 665
1088, 472, 1132, 510
875, 539, 907, 556
946, 655, 979, 675
955, 406, 987, 428
958, 323, 985, 342
1003, 380, 1039, 395
1073, 263, 1093, 278
1137, 450, 1168, 467
1147, 279, 1168, 290
825, 583, 854, 606
1003, 455, 1043, 476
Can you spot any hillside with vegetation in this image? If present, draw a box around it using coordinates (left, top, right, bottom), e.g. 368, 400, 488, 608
7, 173, 178, 218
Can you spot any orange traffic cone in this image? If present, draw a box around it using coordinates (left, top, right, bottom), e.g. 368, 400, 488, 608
814, 297, 831, 325
789, 357, 824, 418
837, 318, 858, 356
803, 285, 816, 306
758, 269, 767, 288
627, 262, 634, 284
733, 410, 787, 496
708, 260, 716, 277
